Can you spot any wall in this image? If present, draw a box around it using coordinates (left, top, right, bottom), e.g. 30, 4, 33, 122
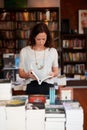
0, 0, 4, 8
28, 0, 60, 7
61, 0, 87, 32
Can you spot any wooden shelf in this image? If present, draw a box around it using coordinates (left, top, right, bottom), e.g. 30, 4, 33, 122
61, 34, 87, 77
67, 80, 87, 86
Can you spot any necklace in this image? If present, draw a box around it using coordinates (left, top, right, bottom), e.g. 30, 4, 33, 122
34, 49, 45, 70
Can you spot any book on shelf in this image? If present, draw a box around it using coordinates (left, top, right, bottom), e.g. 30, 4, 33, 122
31, 71, 52, 85
22, 12, 29, 21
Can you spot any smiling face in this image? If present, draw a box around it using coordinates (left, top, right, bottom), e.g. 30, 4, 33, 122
35, 32, 47, 47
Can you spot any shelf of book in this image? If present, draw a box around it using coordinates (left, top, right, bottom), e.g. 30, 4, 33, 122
61, 34, 87, 77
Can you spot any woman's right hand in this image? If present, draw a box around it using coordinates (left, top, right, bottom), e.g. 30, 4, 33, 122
19, 69, 36, 80
26, 70, 37, 80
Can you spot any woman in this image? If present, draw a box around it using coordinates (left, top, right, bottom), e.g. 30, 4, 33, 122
19, 22, 59, 95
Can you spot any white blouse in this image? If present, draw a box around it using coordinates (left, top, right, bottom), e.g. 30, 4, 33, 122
19, 46, 58, 84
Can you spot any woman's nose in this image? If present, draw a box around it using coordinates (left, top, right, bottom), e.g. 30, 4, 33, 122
40, 40, 43, 43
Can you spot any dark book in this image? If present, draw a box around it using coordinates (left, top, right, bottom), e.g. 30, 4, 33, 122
3, 53, 15, 68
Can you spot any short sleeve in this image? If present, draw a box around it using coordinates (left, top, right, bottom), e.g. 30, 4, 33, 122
52, 48, 59, 67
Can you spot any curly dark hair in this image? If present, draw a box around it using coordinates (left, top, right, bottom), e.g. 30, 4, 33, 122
29, 22, 53, 48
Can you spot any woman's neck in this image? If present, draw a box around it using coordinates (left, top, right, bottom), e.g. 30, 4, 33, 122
32, 45, 46, 51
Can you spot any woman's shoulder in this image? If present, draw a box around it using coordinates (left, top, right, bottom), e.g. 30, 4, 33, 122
21, 46, 31, 52
47, 47, 57, 53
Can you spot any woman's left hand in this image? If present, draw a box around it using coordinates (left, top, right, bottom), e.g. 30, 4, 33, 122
49, 72, 55, 77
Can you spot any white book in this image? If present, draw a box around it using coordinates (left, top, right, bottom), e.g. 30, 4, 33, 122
0, 106, 6, 130
31, 71, 52, 85
0, 82, 12, 100
26, 109, 45, 130
6, 105, 25, 130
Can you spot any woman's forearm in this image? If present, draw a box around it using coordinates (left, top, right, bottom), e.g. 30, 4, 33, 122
18, 69, 36, 80
52, 67, 59, 77
18, 69, 29, 79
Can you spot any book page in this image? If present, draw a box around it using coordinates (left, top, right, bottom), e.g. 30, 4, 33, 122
31, 71, 52, 85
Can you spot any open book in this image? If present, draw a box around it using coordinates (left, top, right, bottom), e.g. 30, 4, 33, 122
31, 71, 52, 85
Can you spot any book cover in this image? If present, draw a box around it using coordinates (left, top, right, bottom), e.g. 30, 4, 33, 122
3, 69, 16, 81
31, 71, 52, 85
3, 53, 15, 68
15, 54, 20, 68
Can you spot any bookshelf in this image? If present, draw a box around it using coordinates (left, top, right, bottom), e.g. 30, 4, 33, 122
0, 7, 60, 79
61, 34, 87, 77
